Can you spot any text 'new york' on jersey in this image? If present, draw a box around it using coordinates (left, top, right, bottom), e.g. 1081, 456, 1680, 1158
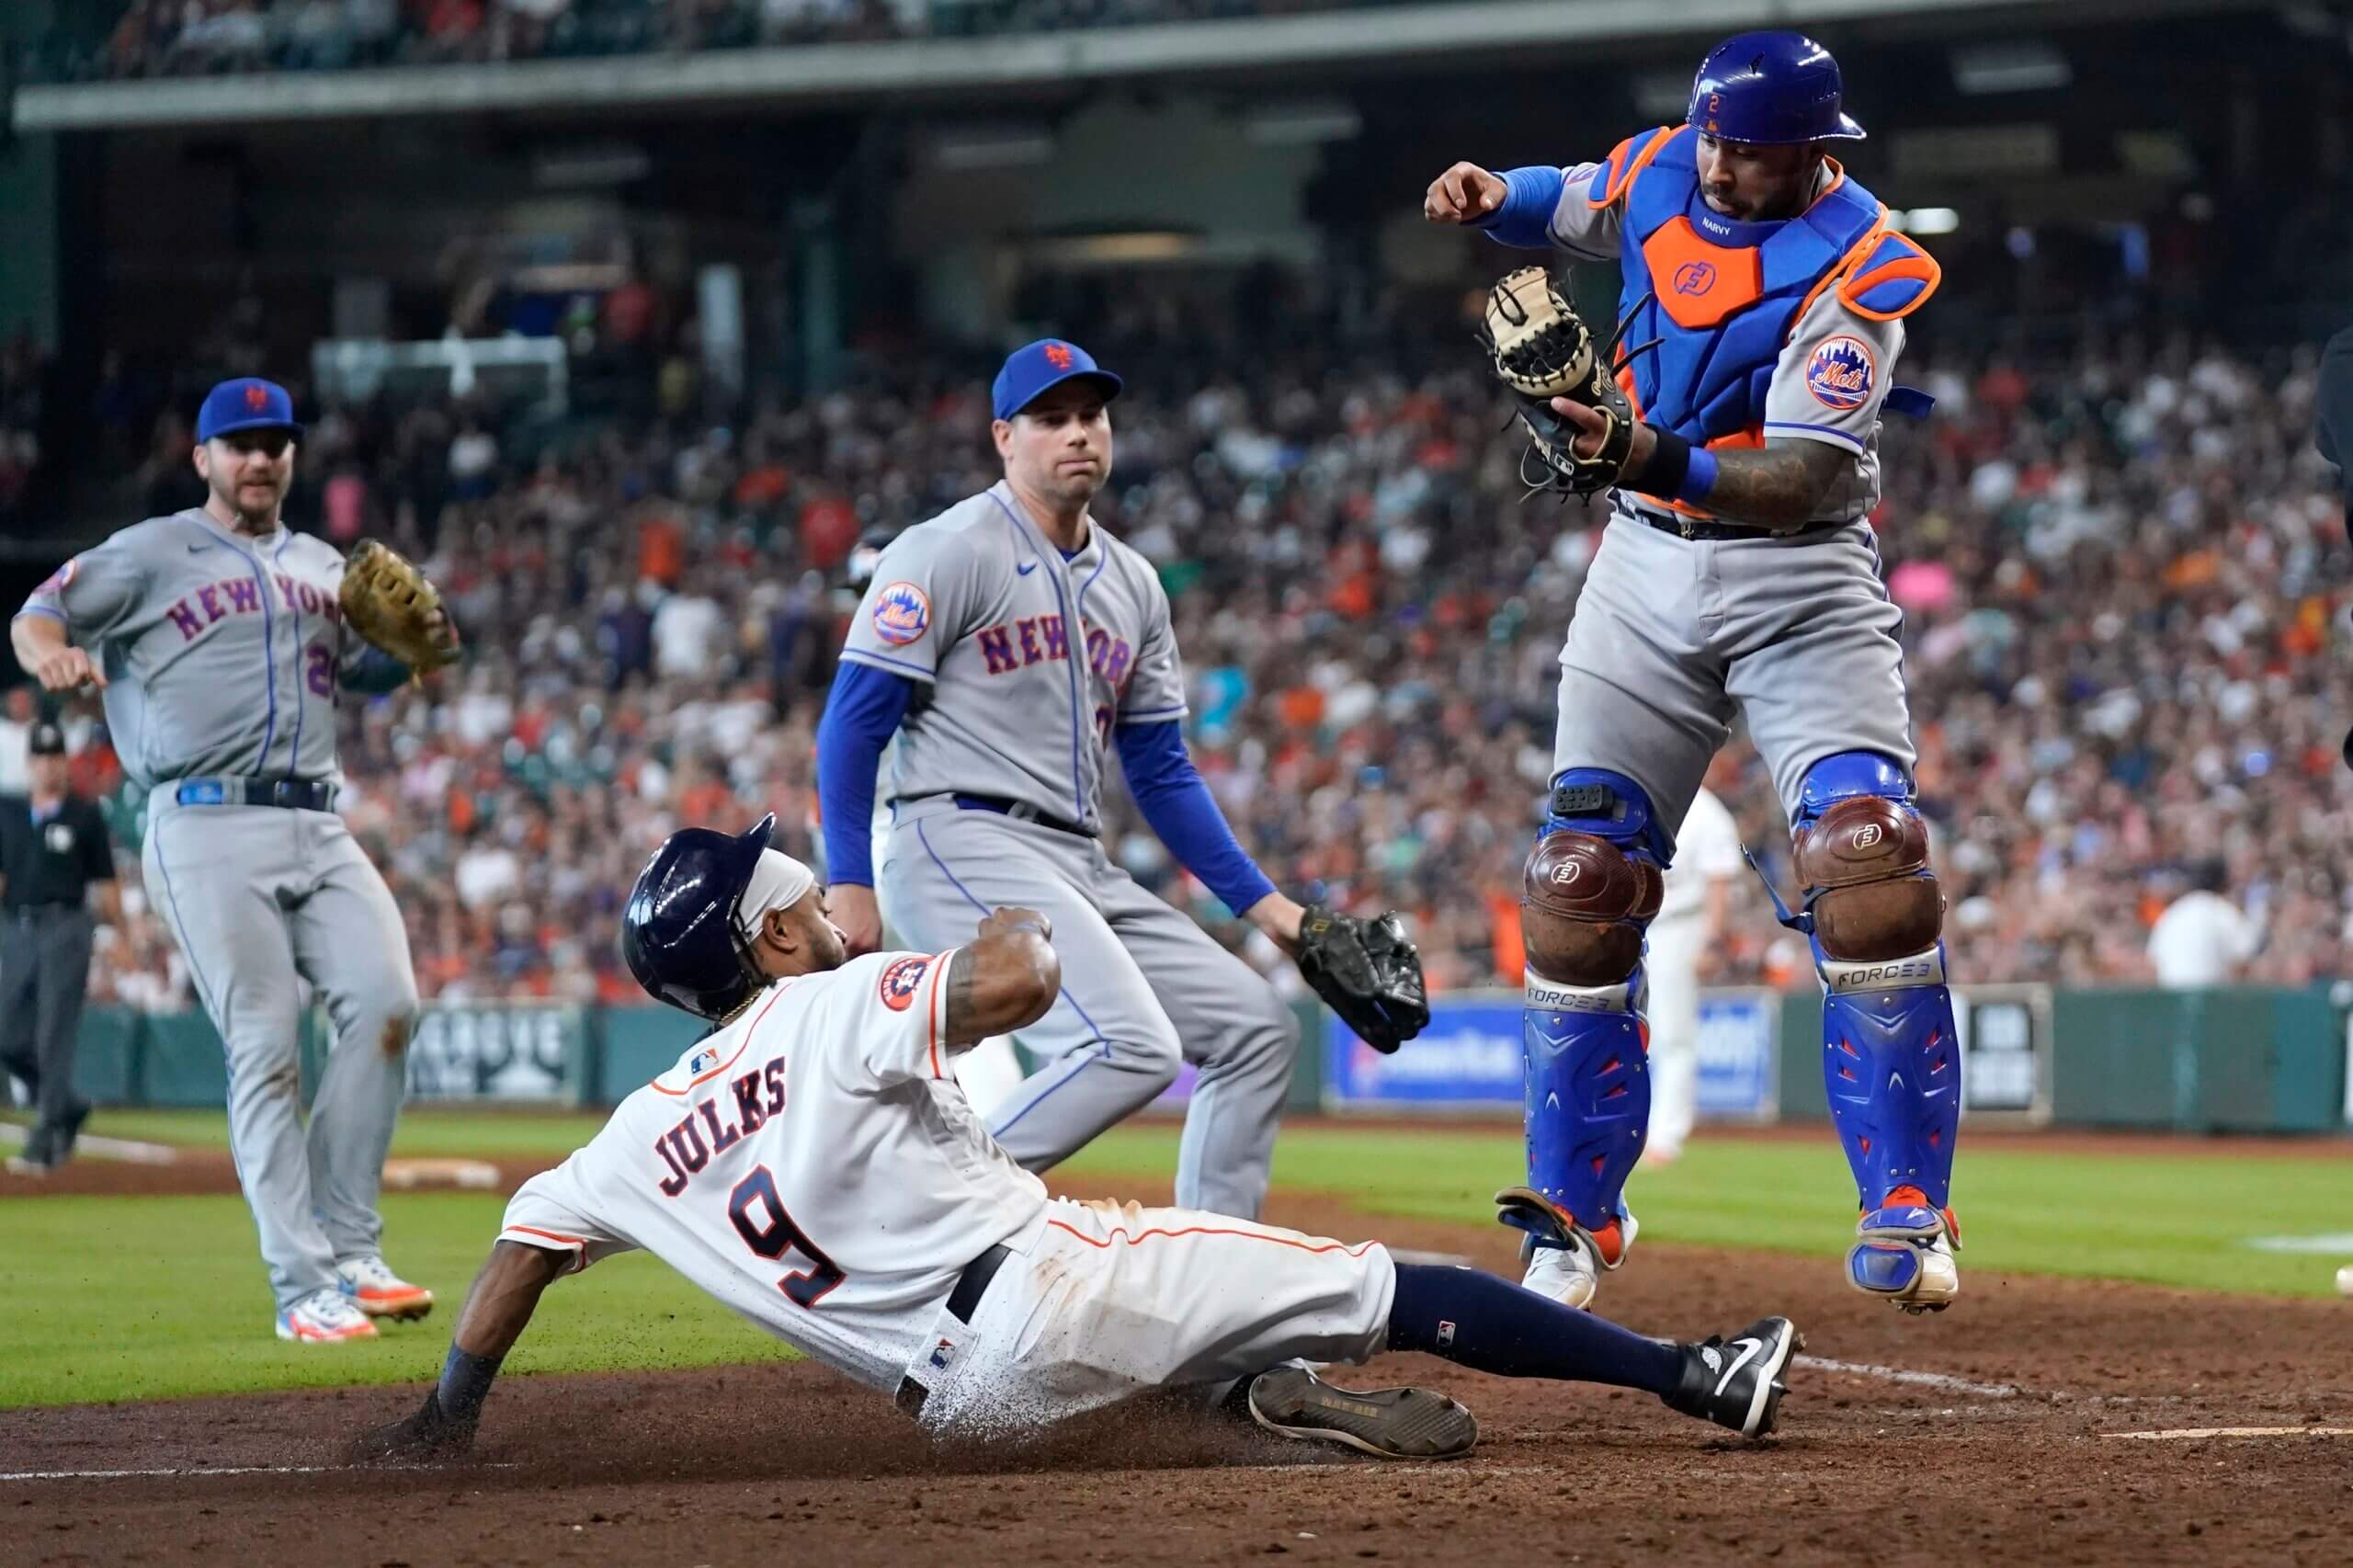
837, 483, 1189, 832
17, 509, 373, 788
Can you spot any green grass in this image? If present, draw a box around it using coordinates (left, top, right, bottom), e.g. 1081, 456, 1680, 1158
1063, 1124, 2353, 1300
4, 1113, 2348, 1409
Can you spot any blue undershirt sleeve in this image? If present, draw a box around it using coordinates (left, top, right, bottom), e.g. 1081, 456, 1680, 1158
1114, 719, 1278, 916
1473, 165, 1571, 249
815, 661, 917, 888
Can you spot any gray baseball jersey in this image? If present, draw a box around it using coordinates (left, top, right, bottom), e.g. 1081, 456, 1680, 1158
17, 506, 420, 1313
842, 482, 1187, 833
841, 483, 1292, 1219
21, 507, 377, 789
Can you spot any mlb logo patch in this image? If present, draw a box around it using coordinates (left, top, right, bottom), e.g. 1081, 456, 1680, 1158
688, 1048, 718, 1074
870, 581, 932, 646
879, 955, 931, 1012
1805, 335, 1876, 411
929, 1335, 958, 1371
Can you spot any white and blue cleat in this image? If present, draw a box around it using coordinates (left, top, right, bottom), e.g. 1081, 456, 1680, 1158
1847, 1199, 1960, 1313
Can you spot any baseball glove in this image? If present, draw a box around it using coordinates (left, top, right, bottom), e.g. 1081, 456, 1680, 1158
340, 539, 459, 671
1296, 905, 1429, 1055
1480, 266, 1639, 499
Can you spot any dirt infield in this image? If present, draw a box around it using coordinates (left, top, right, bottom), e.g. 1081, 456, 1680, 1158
6, 1193, 2350, 1567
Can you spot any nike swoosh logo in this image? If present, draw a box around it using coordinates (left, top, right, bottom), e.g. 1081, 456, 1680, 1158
1713, 1337, 1764, 1397
1016, 561, 1039, 575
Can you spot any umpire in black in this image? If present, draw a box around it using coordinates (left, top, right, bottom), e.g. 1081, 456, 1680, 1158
0, 722, 118, 1174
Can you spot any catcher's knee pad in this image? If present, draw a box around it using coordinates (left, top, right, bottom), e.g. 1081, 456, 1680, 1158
1796, 754, 1960, 1213
1510, 771, 1666, 1244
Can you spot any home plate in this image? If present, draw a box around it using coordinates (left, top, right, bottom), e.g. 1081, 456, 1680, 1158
2103, 1427, 2353, 1440
382, 1157, 502, 1190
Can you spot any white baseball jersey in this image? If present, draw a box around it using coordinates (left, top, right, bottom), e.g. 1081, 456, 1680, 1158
503, 949, 1395, 1428
838, 483, 1187, 831
501, 949, 1047, 1393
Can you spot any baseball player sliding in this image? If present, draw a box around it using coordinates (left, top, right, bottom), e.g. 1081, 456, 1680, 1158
10, 377, 460, 1342
356, 816, 1801, 1462
1426, 30, 1963, 1313
815, 340, 1426, 1221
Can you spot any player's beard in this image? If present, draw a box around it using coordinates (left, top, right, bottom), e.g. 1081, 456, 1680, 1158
218, 473, 288, 531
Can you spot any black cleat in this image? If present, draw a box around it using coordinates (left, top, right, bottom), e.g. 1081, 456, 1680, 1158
1663, 1316, 1802, 1439
1245, 1367, 1479, 1460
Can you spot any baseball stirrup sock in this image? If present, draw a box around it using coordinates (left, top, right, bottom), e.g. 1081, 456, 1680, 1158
1387, 1263, 1682, 1394
438, 1346, 506, 1424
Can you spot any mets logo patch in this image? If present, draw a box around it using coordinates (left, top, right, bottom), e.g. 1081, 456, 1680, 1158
870, 581, 931, 646
879, 954, 931, 1012
1806, 335, 1876, 411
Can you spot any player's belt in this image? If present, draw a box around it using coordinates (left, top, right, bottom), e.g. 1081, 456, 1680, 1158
1620, 499, 1847, 544
172, 776, 338, 812
950, 793, 1093, 837
893, 1241, 1013, 1421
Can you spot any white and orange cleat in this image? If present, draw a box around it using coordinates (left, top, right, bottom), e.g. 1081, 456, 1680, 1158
277, 1286, 380, 1343
336, 1256, 436, 1322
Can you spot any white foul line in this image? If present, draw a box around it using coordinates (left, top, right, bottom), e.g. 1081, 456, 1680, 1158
0, 1122, 180, 1165
0, 1461, 515, 1483
1794, 1355, 2024, 1400
2103, 1427, 2353, 1441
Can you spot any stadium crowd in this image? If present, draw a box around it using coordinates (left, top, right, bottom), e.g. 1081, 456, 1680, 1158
28, 0, 1305, 79
25, 311, 2352, 1007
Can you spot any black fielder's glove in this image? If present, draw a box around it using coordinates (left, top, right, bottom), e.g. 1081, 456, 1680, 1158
1479, 265, 1641, 499
1295, 906, 1429, 1055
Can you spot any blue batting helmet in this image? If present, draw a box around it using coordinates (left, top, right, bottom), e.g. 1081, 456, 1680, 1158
621, 813, 777, 1021
1688, 30, 1866, 145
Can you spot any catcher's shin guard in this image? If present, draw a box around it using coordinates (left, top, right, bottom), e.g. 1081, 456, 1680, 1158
1820, 945, 1961, 1312
1503, 966, 1649, 1271
1501, 772, 1668, 1272
1786, 753, 1961, 1312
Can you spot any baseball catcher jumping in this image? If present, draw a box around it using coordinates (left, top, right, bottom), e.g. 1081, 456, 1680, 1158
1427, 31, 1961, 1315
357, 817, 1799, 1463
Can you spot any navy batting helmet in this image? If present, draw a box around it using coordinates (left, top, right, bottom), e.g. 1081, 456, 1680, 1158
621, 813, 777, 1021
1688, 30, 1866, 145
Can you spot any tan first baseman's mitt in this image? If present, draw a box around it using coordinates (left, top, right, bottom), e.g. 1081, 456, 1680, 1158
340, 539, 458, 671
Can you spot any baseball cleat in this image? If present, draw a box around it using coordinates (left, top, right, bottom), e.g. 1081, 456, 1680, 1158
1245, 1367, 1479, 1460
1847, 1194, 1961, 1313
1664, 1316, 1801, 1439
338, 1256, 436, 1321
1515, 1208, 1638, 1311
278, 1286, 381, 1343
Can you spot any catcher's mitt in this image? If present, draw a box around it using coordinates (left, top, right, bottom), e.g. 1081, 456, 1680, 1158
1297, 905, 1429, 1055
340, 539, 459, 671
1480, 266, 1640, 499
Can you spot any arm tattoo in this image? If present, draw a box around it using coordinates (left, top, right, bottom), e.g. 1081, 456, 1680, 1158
941, 946, 978, 1040
1700, 441, 1851, 528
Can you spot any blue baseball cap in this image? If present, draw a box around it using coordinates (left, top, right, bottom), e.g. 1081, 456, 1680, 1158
991, 339, 1122, 422
196, 378, 303, 443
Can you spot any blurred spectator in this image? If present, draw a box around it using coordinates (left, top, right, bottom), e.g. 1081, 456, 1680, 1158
0, 687, 35, 797
2145, 860, 2263, 989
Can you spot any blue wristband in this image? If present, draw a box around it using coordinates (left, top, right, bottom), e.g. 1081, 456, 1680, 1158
1678, 447, 1719, 505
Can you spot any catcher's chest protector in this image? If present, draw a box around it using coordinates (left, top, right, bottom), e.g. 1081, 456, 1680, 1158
1602, 125, 1901, 445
